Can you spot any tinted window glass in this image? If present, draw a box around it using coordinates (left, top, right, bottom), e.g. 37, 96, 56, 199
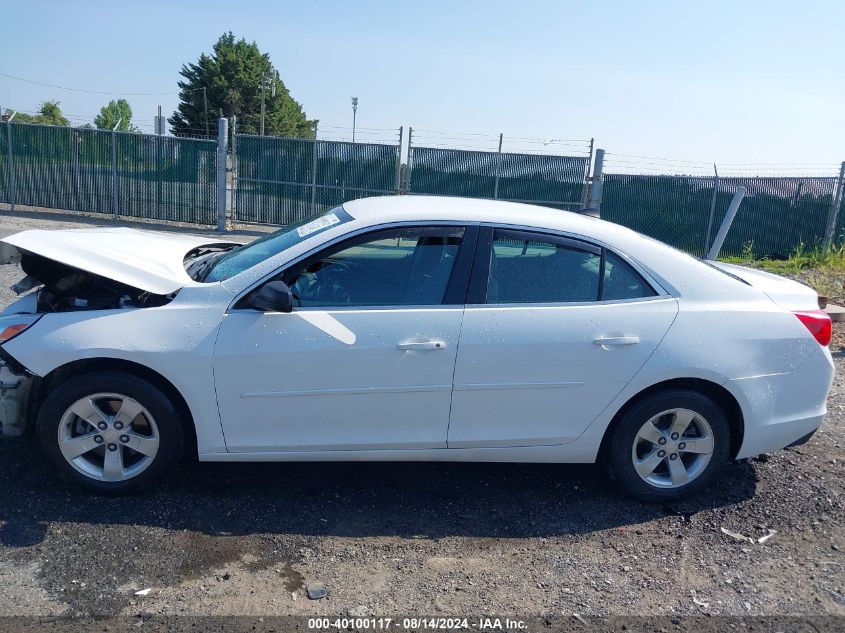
602, 251, 656, 300
487, 232, 601, 303
283, 227, 464, 307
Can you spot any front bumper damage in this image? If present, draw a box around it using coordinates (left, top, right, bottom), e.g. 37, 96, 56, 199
0, 359, 33, 437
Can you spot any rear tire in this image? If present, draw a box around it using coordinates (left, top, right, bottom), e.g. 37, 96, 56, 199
37, 371, 185, 494
604, 389, 731, 502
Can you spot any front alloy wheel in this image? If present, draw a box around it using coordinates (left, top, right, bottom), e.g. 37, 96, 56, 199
58, 393, 160, 482
38, 371, 185, 493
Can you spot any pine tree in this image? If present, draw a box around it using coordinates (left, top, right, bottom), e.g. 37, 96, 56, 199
169, 32, 315, 138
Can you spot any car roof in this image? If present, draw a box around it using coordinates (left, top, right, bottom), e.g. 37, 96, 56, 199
343, 195, 626, 243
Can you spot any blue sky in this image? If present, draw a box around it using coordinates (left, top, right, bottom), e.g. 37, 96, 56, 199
1, 0, 843, 173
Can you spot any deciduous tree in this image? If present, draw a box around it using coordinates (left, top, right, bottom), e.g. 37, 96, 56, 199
94, 99, 138, 132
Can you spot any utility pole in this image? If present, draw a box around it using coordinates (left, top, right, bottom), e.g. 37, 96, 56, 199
203, 87, 209, 138
259, 72, 276, 137
351, 97, 358, 143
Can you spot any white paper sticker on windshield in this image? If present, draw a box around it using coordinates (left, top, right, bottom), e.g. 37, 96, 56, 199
296, 213, 340, 238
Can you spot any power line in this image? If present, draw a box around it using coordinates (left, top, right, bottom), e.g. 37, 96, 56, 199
0, 71, 178, 96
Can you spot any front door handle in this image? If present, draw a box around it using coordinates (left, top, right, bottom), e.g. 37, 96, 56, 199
593, 335, 640, 346
397, 338, 447, 351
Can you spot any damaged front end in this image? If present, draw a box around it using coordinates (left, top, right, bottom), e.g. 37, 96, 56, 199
0, 349, 34, 437
15, 253, 174, 313
0, 250, 175, 437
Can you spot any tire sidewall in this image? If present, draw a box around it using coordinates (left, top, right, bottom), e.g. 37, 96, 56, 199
605, 390, 731, 502
37, 371, 184, 494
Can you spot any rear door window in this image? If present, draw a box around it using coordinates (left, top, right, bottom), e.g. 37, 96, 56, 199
487, 230, 601, 303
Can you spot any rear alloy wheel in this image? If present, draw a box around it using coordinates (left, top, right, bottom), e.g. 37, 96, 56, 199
604, 390, 731, 502
38, 371, 185, 493
631, 408, 715, 489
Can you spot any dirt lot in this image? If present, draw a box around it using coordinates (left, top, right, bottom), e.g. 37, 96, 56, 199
0, 208, 841, 623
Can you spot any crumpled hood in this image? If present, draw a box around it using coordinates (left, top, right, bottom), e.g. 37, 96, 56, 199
0, 227, 239, 295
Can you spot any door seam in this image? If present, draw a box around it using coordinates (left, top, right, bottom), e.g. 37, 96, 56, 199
444, 306, 466, 448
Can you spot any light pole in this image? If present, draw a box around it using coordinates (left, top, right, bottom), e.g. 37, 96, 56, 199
351, 96, 358, 143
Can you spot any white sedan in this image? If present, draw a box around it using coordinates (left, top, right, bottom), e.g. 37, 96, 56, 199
0, 196, 834, 501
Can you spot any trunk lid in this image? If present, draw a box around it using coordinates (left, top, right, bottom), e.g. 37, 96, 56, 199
709, 261, 821, 311
0, 227, 239, 295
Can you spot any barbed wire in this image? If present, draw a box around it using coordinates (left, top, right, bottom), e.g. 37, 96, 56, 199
1, 109, 838, 174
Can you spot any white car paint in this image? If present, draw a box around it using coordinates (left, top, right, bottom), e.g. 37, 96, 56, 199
448, 298, 679, 448
0, 196, 835, 469
213, 307, 463, 451
709, 261, 821, 311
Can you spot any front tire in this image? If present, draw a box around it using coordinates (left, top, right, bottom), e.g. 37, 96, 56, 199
604, 389, 731, 502
37, 371, 185, 494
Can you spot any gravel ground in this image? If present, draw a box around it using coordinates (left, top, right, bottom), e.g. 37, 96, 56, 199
0, 208, 841, 623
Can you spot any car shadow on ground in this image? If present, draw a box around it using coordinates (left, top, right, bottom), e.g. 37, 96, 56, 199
0, 436, 757, 547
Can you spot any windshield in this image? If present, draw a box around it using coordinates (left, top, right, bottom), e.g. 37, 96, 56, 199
203, 207, 354, 282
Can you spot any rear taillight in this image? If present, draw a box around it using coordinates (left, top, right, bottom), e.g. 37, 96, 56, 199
793, 310, 832, 347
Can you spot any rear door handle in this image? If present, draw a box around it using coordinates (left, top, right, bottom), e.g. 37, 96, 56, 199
397, 338, 447, 350
593, 336, 640, 346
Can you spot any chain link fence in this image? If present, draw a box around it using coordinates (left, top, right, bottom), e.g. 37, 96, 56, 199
2, 120, 844, 260
407, 146, 590, 209
0, 121, 217, 224
232, 134, 400, 224
602, 174, 842, 257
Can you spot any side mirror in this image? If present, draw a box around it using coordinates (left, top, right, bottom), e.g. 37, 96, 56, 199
246, 280, 293, 313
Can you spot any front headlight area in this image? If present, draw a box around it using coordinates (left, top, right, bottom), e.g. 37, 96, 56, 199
0, 312, 42, 344
0, 314, 40, 436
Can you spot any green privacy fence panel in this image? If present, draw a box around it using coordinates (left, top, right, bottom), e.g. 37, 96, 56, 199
408, 146, 589, 208
114, 133, 216, 223
601, 175, 716, 257
0, 123, 7, 203
233, 135, 399, 224
602, 174, 840, 258
0, 122, 217, 224
708, 177, 838, 258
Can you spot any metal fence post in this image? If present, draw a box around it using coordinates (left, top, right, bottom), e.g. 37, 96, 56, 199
310, 122, 319, 213
394, 126, 403, 193
823, 161, 845, 250
586, 148, 605, 216
405, 127, 413, 194
579, 137, 594, 209
216, 117, 228, 232
5, 115, 16, 212
230, 115, 238, 223
493, 133, 503, 199
705, 164, 720, 253
111, 118, 122, 220
72, 129, 81, 208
